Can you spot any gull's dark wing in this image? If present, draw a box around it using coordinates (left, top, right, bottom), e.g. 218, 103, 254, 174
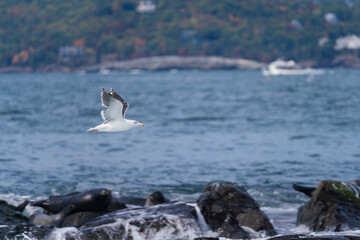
110, 88, 129, 119
100, 88, 126, 123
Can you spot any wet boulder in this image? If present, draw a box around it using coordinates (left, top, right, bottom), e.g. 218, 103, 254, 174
296, 179, 360, 231
194, 238, 219, 240
268, 233, 360, 240
0, 223, 55, 239
61, 202, 216, 240
0, 200, 32, 238
0, 200, 29, 226
197, 181, 276, 239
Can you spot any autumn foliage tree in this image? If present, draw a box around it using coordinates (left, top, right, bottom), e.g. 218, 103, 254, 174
0, 0, 359, 68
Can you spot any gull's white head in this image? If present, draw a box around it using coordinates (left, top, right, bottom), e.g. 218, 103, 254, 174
127, 119, 145, 127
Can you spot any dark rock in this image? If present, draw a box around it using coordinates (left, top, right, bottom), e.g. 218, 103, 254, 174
63, 202, 213, 240
0, 223, 54, 240
1, 201, 216, 239
268, 233, 360, 240
296, 180, 360, 231
197, 181, 276, 239
0, 200, 46, 239
0, 200, 28, 225
194, 238, 219, 240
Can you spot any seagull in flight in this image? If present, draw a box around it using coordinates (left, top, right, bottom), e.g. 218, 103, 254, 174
87, 88, 144, 132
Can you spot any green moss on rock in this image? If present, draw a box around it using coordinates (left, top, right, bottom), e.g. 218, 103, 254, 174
330, 181, 360, 203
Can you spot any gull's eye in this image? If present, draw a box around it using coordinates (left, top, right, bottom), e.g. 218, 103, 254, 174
134, 121, 138, 124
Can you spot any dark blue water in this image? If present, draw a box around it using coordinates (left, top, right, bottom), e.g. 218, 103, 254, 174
1, 70, 360, 232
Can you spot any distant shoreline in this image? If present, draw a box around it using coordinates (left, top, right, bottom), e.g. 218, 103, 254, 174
0, 55, 359, 73
0, 56, 265, 73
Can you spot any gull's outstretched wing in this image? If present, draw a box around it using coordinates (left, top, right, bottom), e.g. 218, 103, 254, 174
109, 88, 129, 118
100, 88, 128, 123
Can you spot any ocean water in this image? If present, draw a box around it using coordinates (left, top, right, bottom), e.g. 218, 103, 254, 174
1, 70, 360, 235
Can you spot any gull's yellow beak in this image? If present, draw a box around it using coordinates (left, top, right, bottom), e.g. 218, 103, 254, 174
139, 123, 145, 127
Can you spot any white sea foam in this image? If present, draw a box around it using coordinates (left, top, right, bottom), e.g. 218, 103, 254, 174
10, 233, 35, 240
241, 226, 269, 239
55, 202, 206, 240
261, 206, 299, 213
290, 224, 311, 234
310, 229, 360, 236
0, 193, 31, 207
104, 214, 200, 240
47, 227, 82, 240
261, 205, 300, 235
0, 193, 38, 217
186, 202, 218, 238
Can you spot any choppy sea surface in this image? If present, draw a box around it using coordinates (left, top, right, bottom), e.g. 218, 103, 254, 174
1, 70, 360, 235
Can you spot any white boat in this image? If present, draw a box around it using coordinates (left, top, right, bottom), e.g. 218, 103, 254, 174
262, 59, 325, 76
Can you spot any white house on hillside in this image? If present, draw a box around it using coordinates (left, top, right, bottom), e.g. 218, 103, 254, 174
59, 46, 84, 58
334, 34, 360, 50
136, 0, 156, 13
324, 12, 339, 24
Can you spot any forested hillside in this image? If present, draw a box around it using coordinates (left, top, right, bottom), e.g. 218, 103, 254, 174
0, 0, 359, 69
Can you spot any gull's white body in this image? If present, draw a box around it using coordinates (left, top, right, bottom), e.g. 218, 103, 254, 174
89, 119, 138, 132
87, 88, 144, 132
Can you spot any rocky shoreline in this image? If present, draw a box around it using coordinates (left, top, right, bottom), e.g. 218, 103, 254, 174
0, 56, 265, 73
1, 54, 360, 73
1, 180, 360, 239
81, 56, 265, 72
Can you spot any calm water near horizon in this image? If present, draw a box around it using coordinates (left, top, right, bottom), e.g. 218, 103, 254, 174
1, 69, 360, 234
